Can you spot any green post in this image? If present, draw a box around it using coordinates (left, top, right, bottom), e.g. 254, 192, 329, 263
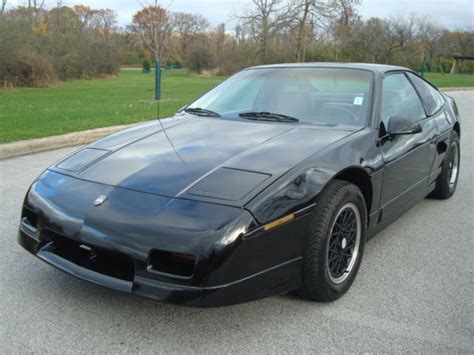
155, 60, 161, 100
421, 61, 426, 78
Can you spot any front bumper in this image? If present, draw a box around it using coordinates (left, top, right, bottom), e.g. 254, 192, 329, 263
18, 228, 302, 307
18, 170, 311, 307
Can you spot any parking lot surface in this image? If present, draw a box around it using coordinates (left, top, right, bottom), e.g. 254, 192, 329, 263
0, 91, 473, 353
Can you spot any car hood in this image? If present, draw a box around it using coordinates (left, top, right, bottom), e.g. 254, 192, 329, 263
51, 115, 354, 206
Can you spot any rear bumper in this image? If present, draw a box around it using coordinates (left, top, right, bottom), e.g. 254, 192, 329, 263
18, 228, 302, 307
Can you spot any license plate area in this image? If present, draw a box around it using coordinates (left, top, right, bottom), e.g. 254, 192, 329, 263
41, 231, 134, 282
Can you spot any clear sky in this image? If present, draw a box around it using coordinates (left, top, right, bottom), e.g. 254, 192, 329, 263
7, 0, 474, 30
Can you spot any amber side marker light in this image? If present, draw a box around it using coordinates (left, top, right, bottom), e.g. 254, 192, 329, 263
243, 204, 316, 240
263, 213, 295, 232
262, 203, 317, 232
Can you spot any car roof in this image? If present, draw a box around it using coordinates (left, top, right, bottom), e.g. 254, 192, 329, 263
247, 62, 412, 74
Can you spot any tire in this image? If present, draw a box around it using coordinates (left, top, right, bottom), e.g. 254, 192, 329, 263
298, 180, 367, 302
430, 131, 460, 199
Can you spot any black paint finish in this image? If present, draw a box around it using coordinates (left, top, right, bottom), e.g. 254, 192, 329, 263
18, 63, 460, 307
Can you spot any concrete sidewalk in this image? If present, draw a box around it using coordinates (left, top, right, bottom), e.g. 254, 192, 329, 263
0, 123, 138, 160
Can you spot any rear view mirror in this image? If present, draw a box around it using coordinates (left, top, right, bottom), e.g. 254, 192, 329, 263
387, 116, 422, 136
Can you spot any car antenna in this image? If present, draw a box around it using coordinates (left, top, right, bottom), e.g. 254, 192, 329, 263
155, 65, 187, 167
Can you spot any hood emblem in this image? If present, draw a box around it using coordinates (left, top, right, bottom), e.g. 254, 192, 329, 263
94, 195, 108, 206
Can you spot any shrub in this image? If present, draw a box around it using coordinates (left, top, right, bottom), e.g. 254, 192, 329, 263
0, 5, 121, 87
142, 59, 151, 70
185, 34, 215, 73
439, 58, 454, 73
123, 51, 142, 66
216, 61, 242, 76
26, 55, 57, 86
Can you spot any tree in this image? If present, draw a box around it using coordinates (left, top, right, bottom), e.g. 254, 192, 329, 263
30, 0, 45, 12
293, 0, 312, 62
379, 17, 416, 64
130, 4, 172, 62
352, 17, 387, 63
172, 12, 209, 59
292, 0, 336, 62
1, 0, 7, 14
213, 23, 226, 65
186, 33, 215, 73
450, 29, 474, 56
74, 5, 95, 32
238, 0, 292, 63
1, 3, 121, 87
45, 6, 82, 78
418, 17, 445, 63
92, 8, 117, 36
330, 0, 360, 60
332, 0, 360, 27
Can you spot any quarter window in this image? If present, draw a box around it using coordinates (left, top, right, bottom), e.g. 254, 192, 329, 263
407, 73, 445, 116
381, 73, 426, 128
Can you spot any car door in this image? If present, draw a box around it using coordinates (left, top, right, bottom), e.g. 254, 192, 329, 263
405, 72, 451, 185
379, 72, 438, 219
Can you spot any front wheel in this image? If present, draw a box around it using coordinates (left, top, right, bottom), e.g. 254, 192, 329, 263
298, 180, 367, 302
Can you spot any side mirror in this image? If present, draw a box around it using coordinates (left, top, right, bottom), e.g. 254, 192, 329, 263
387, 116, 422, 136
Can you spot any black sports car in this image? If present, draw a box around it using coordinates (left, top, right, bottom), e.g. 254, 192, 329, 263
18, 63, 461, 307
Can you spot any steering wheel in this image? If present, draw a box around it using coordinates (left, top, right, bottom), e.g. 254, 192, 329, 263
319, 104, 359, 123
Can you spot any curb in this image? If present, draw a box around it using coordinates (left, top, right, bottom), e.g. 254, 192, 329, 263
440, 87, 474, 92
0, 123, 139, 160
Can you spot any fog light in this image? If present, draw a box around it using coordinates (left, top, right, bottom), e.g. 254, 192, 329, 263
22, 208, 38, 229
147, 249, 196, 278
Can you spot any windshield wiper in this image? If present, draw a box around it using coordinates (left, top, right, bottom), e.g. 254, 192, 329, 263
239, 112, 299, 123
184, 107, 221, 118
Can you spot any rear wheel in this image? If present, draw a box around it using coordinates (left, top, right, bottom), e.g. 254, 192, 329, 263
430, 131, 460, 199
298, 180, 367, 302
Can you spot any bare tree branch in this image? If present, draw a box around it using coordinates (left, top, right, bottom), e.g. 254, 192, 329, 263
131, 5, 173, 61
237, 0, 295, 62
1, 0, 7, 15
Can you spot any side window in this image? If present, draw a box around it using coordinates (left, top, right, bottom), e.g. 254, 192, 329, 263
407, 72, 445, 116
381, 73, 426, 128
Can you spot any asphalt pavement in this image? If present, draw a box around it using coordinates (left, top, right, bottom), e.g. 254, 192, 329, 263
0, 91, 473, 353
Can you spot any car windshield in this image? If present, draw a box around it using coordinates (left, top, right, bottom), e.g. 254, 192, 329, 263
185, 67, 373, 128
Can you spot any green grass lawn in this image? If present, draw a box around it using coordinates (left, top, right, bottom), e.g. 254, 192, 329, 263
0, 69, 472, 144
0, 69, 224, 143
423, 72, 474, 88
